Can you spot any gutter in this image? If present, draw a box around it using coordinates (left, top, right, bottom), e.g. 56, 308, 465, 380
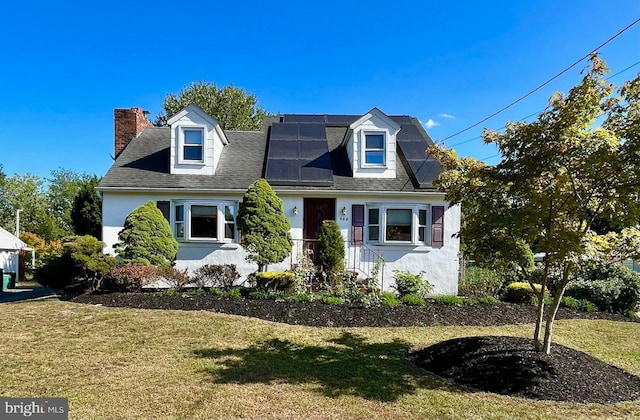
97, 186, 445, 198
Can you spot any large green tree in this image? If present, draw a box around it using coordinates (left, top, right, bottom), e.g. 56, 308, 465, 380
48, 169, 94, 236
71, 175, 102, 238
0, 172, 61, 240
430, 55, 640, 353
237, 179, 293, 272
156, 82, 267, 130
116, 201, 178, 266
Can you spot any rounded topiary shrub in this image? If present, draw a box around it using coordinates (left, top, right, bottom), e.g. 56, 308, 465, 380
502, 282, 543, 303
116, 201, 178, 266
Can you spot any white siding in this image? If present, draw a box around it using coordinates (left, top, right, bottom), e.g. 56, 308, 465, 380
348, 110, 400, 179
169, 106, 226, 175
102, 191, 460, 294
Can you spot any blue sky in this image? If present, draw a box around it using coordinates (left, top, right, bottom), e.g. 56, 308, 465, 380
1, 1, 638, 180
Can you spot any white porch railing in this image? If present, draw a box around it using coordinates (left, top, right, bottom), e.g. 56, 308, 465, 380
288, 239, 386, 289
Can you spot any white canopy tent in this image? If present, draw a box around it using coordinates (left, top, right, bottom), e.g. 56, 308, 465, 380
0, 226, 30, 284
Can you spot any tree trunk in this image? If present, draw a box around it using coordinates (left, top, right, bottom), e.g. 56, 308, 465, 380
533, 294, 545, 351
542, 265, 571, 354
533, 258, 551, 351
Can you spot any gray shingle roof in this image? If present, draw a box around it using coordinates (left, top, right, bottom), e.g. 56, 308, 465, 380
99, 115, 440, 192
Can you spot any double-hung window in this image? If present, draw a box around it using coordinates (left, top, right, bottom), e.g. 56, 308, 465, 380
175, 204, 185, 239
181, 128, 204, 162
173, 201, 236, 242
367, 204, 431, 245
364, 133, 385, 165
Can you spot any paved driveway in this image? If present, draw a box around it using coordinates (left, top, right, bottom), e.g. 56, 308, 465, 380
0, 285, 58, 303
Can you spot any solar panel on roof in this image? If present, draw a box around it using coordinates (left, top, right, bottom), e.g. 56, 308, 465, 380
299, 123, 326, 140
390, 116, 414, 125
396, 123, 441, 187
265, 123, 334, 186
270, 123, 299, 140
282, 115, 326, 123
325, 115, 359, 125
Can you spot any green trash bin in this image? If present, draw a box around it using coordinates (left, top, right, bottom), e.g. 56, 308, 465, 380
1, 274, 9, 291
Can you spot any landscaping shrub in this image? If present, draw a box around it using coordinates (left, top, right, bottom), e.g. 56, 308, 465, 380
192, 264, 240, 289
291, 248, 317, 294
322, 295, 344, 305
433, 295, 464, 306
459, 266, 504, 297
237, 179, 293, 271
560, 296, 597, 312
211, 287, 242, 299
248, 290, 287, 301
401, 293, 426, 306
339, 271, 380, 307
286, 293, 313, 303
315, 220, 345, 276
155, 266, 191, 291
115, 201, 178, 266
502, 282, 543, 304
380, 291, 400, 307
35, 235, 116, 290
392, 270, 433, 298
255, 271, 296, 293
103, 264, 158, 292
476, 296, 498, 306
565, 264, 640, 314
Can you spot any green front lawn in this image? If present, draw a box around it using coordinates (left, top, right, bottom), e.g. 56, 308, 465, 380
1, 300, 638, 419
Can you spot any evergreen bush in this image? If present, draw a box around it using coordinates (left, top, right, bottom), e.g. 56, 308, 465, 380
116, 201, 178, 266
316, 220, 345, 274
502, 282, 543, 304
565, 264, 640, 314
237, 179, 293, 271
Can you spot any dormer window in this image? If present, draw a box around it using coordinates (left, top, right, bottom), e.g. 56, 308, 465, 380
364, 133, 385, 165
181, 128, 204, 162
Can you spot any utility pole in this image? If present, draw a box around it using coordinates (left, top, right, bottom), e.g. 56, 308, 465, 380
15, 209, 21, 237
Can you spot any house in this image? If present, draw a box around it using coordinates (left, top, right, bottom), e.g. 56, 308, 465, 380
99, 105, 461, 294
0, 226, 28, 284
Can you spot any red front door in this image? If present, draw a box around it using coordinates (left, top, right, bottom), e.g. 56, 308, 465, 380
303, 198, 336, 252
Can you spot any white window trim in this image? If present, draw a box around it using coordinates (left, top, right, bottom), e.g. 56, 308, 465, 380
172, 200, 237, 243
366, 204, 430, 245
178, 126, 205, 165
361, 131, 387, 168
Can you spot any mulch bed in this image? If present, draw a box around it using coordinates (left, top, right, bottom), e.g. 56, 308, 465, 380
410, 336, 640, 404
71, 292, 640, 404
70, 291, 632, 328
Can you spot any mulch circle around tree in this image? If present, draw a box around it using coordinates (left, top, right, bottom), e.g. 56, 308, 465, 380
409, 336, 640, 404
71, 292, 639, 404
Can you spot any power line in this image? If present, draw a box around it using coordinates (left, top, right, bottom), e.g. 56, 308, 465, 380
446, 59, 640, 148
439, 17, 640, 144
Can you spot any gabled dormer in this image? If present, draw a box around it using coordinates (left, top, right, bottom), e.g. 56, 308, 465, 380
167, 104, 228, 175
344, 108, 401, 179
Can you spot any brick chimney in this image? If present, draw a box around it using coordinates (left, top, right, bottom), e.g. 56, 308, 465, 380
114, 107, 151, 158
